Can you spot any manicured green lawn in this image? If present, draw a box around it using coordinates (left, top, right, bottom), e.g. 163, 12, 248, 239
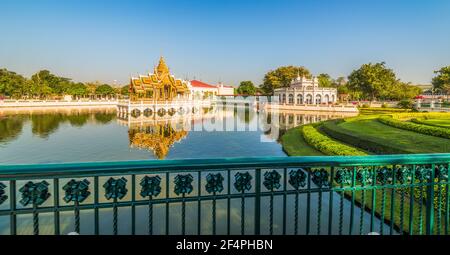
281, 127, 324, 156
417, 118, 450, 128
338, 119, 450, 153
280, 112, 449, 234
344, 187, 430, 235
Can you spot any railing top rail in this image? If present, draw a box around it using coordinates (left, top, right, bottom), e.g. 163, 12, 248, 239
0, 153, 449, 179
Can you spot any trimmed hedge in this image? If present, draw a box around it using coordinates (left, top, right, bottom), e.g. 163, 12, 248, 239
359, 107, 412, 113
300, 124, 367, 156
411, 118, 450, 128
320, 120, 411, 154
378, 116, 450, 139
390, 112, 450, 120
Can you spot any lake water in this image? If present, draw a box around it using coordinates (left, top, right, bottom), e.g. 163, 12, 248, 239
0, 106, 355, 164
1, 106, 390, 236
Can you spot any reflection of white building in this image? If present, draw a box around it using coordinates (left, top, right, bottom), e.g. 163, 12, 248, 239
274, 76, 337, 105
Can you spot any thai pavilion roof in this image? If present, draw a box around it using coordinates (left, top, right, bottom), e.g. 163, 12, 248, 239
130, 57, 190, 95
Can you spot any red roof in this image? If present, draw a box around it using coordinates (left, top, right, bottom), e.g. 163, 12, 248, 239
190, 80, 217, 89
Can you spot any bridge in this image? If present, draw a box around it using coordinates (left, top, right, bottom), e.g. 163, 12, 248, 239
0, 154, 449, 235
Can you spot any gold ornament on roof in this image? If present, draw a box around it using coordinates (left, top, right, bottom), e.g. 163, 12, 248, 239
156, 56, 169, 76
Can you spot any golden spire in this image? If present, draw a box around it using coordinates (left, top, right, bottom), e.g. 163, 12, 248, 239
156, 56, 169, 75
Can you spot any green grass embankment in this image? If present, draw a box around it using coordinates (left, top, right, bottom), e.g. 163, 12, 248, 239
378, 116, 450, 139
322, 119, 450, 154
281, 127, 324, 156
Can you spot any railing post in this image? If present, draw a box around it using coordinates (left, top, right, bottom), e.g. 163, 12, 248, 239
10, 180, 16, 235
426, 164, 436, 235
254, 169, 261, 235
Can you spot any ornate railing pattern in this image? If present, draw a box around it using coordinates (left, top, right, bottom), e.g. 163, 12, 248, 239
0, 154, 449, 235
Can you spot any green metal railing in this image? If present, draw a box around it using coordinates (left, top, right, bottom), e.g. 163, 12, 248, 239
0, 154, 449, 235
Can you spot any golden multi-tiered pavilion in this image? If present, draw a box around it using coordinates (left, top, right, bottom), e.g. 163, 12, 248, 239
130, 57, 190, 101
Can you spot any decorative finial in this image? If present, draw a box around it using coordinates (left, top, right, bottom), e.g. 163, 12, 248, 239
156, 56, 169, 75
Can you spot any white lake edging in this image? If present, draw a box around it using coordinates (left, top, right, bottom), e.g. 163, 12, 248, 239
0, 100, 118, 108
264, 103, 359, 113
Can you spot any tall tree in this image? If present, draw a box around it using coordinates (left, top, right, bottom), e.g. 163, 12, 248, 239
432, 66, 450, 95
389, 82, 422, 100
85, 81, 101, 97
31, 70, 74, 96
236, 81, 256, 95
95, 84, 115, 95
67, 83, 88, 98
333, 77, 347, 87
261, 66, 311, 94
317, 73, 333, 87
120, 85, 130, 96
31, 71, 55, 98
0, 69, 27, 98
347, 62, 399, 100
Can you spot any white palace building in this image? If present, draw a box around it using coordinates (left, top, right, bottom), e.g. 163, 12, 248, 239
274, 75, 337, 105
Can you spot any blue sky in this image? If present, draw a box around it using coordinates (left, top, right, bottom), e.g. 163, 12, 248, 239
1, 0, 449, 86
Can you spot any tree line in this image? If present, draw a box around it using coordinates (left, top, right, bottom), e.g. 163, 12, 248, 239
236, 62, 450, 101
0, 69, 129, 99
3, 63, 449, 101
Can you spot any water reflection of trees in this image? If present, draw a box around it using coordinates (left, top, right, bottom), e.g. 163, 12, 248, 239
0, 109, 116, 142
94, 112, 114, 124
128, 122, 188, 160
0, 116, 26, 143
31, 114, 64, 138
31, 112, 115, 138
233, 105, 255, 124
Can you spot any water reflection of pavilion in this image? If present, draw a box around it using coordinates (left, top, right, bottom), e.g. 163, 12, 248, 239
128, 122, 188, 159
122, 106, 233, 159
117, 104, 218, 126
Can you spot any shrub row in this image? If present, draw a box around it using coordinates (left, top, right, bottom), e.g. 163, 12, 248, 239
300, 124, 367, 156
390, 112, 450, 120
359, 107, 412, 113
320, 120, 410, 154
378, 116, 450, 139
410, 118, 448, 128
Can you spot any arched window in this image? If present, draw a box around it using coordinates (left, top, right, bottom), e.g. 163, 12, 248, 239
324, 94, 330, 104
297, 94, 303, 104
331, 94, 335, 102
282, 94, 286, 104
315, 94, 322, 104
288, 94, 294, 104
306, 94, 313, 104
